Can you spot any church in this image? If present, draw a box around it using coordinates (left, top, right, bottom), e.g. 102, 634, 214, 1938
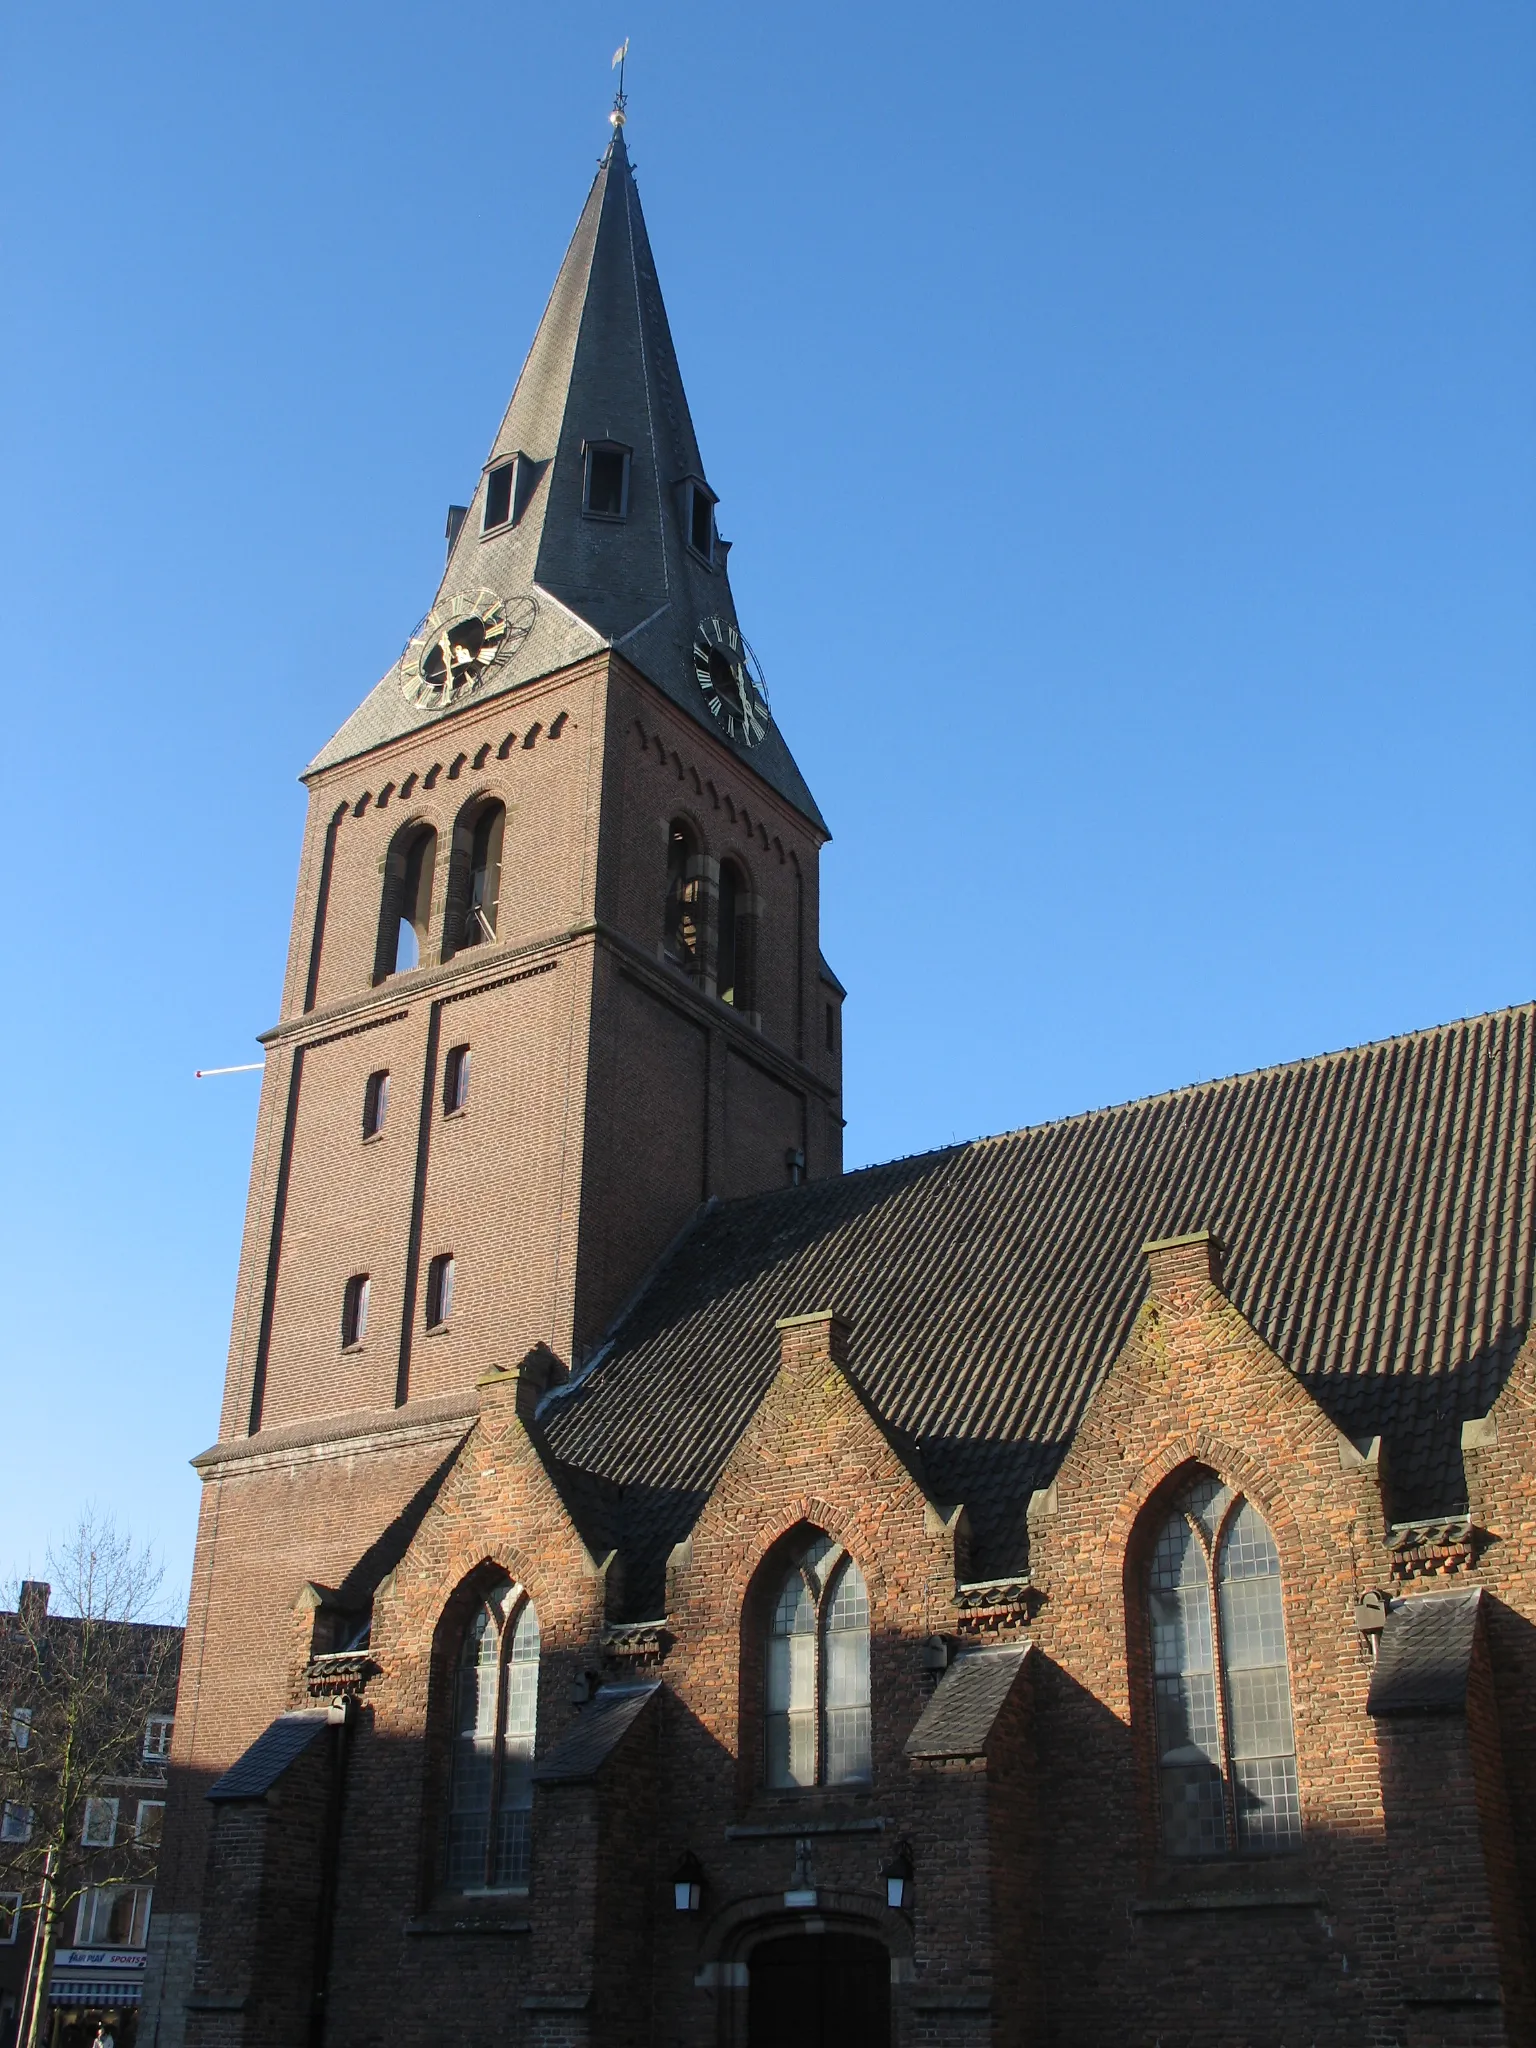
144, 100, 1536, 2048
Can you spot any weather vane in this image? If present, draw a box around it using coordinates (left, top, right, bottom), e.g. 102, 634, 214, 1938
610, 37, 629, 126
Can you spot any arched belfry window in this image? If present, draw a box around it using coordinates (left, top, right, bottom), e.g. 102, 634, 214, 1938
446, 1579, 540, 1892
375, 823, 437, 981
1148, 1471, 1300, 1857
716, 859, 756, 1013
444, 799, 505, 957
764, 1533, 870, 1790
664, 820, 705, 983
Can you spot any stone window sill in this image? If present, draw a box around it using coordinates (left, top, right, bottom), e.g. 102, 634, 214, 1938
341, 1342, 365, 1356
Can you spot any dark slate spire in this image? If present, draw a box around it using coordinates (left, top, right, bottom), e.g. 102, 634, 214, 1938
309, 126, 826, 834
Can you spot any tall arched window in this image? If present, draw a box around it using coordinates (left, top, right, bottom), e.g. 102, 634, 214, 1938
375, 823, 437, 981
716, 860, 756, 1013
446, 1580, 540, 1892
1148, 1471, 1300, 1857
764, 1533, 870, 1790
664, 820, 704, 983
444, 799, 505, 956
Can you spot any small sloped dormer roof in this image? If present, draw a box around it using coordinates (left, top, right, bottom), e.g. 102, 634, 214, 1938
541, 1003, 1536, 1615
306, 127, 826, 836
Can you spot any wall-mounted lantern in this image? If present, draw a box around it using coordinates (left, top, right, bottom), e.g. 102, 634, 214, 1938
882, 1841, 914, 1911
672, 1850, 705, 1913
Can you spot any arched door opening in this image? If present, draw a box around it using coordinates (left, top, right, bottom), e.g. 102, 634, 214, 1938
748, 1932, 889, 2048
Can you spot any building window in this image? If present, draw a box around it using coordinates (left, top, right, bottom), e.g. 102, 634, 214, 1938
484, 452, 541, 531
341, 1274, 370, 1351
6, 1708, 31, 1751
483, 460, 515, 531
77, 1885, 152, 1948
426, 1254, 455, 1331
716, 860, 755, 1011
134, 1801, 165, 1846
446, 800, 504, 955
0, 1894, 20, 1944
664, 820, 704, 982
142, 1716, 174, 1762
686, 480, 716, 563
81, 1797, 118, 1849
1148, 1470, 1301, 1858
583, 441, 630, 520
443, 1045, 471, 1115
376, 823, 438, 981
446, 1581, 540, 1892
764, 1533, 871, 1790
1, 1805, 32, 1845
363, 1070, 390, 1139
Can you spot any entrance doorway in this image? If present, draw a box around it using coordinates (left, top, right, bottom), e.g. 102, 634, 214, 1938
747, 1933, 890, 2048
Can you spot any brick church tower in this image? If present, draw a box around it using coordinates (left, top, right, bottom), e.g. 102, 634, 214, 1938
150, 112, 841, 2031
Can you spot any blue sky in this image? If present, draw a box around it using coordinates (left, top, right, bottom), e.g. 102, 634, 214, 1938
1, 2, 1531, 1604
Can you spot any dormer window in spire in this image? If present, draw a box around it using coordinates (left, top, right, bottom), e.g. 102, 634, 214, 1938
683, 479, 717, 566
483, 453, 543, 534
583, 441, 631, 521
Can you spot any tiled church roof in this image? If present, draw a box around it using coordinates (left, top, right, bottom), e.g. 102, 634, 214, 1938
543, 1003, 1536, 1614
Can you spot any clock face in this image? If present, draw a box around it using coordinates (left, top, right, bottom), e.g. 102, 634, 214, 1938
691, 616, 771, 747
399, 589, 537, 712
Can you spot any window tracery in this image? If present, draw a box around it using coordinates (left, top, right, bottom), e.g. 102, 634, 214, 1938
764, 1533, 871, 1790
446, 1580, 540, 1892
1148, 1471, 1300, 1857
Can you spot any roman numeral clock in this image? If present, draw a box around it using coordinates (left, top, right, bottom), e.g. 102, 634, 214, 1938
692, 615, 771, 747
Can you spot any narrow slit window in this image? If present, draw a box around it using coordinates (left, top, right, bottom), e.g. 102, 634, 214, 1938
426, 1254, 455, 1330
341, 1274, 370, 1350
444, 1044, 471, 1115
363, 1070, 390, 1139
584, 443, 630, 520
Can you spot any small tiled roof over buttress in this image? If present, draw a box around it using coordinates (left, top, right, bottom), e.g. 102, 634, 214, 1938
541, 1004, 1536, 1617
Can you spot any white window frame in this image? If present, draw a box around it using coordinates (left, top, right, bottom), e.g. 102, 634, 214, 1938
81, 1796, 119, 1848
6, 1708, 31, 1751
78, 1884, 152, 1949
142, 1715, 173, 1761
1, 1804, 32, 1844
134, 1800, 165, 1846
0, 1893, 21, 1944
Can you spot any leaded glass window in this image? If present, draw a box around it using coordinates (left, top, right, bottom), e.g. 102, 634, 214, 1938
446, 1580, 540, 1892
764, 1534, 871, 1790
1148, 1472, 1300, 1858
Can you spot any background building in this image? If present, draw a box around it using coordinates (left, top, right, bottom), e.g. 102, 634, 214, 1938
2, 1581, 181, 2048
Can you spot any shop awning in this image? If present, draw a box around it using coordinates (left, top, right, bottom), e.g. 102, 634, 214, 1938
48, 1981, 143, 2006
